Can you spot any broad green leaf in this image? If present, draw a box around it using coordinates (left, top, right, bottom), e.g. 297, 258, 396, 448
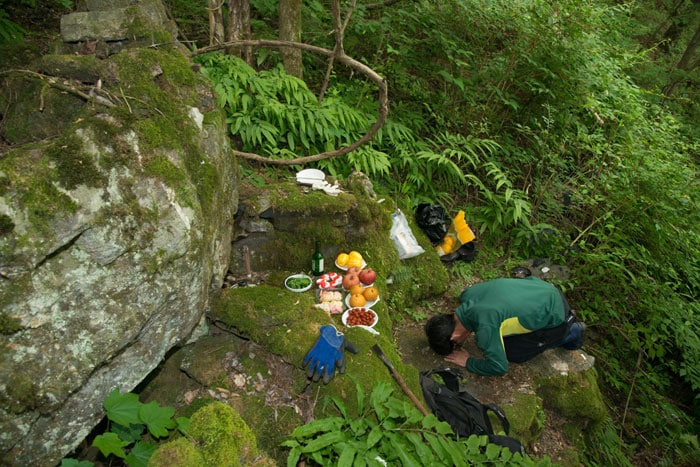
337, 445, 357, 467
124, 441, 157, 467
290, 417, 344, 438
329, 396, 348, 419
366, 425, 383, 449
60, 459, 94, 467
138, 400, 176, 438
405, 431, 433, 460
485, 441, 502, 459
424, 433, 450, 463
92, 432, 129, 459
386, 432, 420, 465
300, 431, 348, 453
103, 388, 141, 427
110, 422, 144, 443
176, 416, 190, 435
286, 446, 302, 467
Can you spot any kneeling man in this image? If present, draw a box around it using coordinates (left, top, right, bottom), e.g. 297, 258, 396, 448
425, 277, 585, 376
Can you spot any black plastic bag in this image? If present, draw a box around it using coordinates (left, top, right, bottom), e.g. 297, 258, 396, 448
415, 204, 451, 244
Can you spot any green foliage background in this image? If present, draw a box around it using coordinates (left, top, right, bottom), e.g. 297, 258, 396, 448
188, 0, 699, 464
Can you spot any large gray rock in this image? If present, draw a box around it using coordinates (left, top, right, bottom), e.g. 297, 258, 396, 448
60, 0, 177, 43
0, 46, 236, 465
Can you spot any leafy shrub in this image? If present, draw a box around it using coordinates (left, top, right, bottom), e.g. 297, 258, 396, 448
62, 388, 188, 467
282, 379, 551, 466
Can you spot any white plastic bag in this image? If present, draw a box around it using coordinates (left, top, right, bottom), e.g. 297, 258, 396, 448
390, 209, 425, 259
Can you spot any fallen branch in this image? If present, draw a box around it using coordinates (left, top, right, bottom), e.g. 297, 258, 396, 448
0, 69, 117, 108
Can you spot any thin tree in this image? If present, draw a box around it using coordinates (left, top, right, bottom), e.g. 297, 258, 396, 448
279, 0, 303, 79
208, 0, 225, 46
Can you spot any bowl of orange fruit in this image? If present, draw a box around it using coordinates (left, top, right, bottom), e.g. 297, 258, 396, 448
345, 284, 380, 308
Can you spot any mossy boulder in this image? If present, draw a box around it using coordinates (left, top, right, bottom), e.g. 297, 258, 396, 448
150, 401, 276, 467
0, 43, 236, 465
502, 392, 545, 446
536, 368, 607, 437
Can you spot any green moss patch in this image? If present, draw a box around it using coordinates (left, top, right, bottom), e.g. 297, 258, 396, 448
535, 368, 606, 433
0, 146, 78, 237
45, 133, 105, 190
151, 401, 262, 467
0, 312, 21, 335
501, 392, 544, 445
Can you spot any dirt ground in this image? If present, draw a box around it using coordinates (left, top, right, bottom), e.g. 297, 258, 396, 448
393, 293, 578, 464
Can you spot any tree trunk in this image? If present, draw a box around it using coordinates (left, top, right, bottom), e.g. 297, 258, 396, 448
279, 0, 303, 79
208, 0, 225, 46
663, 22, 700, 98
227, 0, 252, 64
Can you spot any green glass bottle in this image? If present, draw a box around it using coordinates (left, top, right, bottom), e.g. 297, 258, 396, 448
311, 240, 324, 276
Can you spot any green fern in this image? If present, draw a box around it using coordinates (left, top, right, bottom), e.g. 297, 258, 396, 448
196, 53, 379, 163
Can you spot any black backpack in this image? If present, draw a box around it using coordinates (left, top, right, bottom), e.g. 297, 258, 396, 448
419, 368, 525, 454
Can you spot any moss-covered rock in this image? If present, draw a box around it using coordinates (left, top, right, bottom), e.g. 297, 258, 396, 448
188, 401, 258, 466
535, 368, 607, 439
150, 401, 276, 467
149, 437, 206, 467
0, 42, 237, 466
502, 392, 545, 446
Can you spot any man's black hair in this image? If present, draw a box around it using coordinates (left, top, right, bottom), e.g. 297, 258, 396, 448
425, 314, 456, 355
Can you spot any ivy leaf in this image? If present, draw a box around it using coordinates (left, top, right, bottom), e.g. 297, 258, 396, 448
92, 432, 129, 459
125, 441, 157, 467
103, 388, 141, 427
111, 422, 145, 443
138, 400, 176, 438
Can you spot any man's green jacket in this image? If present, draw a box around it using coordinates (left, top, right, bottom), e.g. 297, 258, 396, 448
456, 277, 565, 376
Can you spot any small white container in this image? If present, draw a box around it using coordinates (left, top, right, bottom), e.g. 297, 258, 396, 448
284, 274, 313, 292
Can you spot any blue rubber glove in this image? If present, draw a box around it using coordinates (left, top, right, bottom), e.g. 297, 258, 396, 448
303, 325, 359, 384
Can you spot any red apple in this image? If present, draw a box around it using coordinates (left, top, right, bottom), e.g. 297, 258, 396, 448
342, 272, 360, 290
358, 268, 376, 285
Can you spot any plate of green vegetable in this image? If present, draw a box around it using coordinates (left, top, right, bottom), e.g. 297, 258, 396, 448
285, 274, 313, 292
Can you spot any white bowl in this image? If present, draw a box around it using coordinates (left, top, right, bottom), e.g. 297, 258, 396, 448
335, 260, 367, 271
344, 293, 379, 309
284, 274, 313, 292
342, 307, 378, 329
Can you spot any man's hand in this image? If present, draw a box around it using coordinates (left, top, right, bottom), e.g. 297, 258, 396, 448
444, 349, 470, 367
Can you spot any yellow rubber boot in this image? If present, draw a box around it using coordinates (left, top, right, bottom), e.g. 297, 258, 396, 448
453, 211, 475, 244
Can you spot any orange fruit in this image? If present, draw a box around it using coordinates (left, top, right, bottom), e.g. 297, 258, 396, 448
349, 284, 365, 296
363, 286, 379, 302
336, 253, 349, 267
349, 293, 366, 308
348, 251, 363, 262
